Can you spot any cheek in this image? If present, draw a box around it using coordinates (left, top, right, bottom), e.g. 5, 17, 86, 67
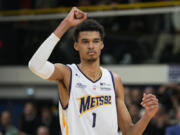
97, 46, 102, 53
79, 47, 87, 56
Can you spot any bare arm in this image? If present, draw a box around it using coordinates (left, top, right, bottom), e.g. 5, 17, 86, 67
28, 7, 87, 81
114, 73, 159, 135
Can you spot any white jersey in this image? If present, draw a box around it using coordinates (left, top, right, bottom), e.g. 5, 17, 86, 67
59, 64, 118, 135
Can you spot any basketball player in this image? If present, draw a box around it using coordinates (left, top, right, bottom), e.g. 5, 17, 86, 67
28, 7, 159, 135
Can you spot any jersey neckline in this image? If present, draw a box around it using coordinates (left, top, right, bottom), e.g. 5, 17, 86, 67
75, 64, 103, 83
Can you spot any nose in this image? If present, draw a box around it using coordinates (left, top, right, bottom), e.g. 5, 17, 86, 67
88, 42, 95, 49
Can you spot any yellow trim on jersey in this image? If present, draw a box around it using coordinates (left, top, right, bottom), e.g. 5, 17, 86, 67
62, 110, 69, 135
62, 110, 66, 127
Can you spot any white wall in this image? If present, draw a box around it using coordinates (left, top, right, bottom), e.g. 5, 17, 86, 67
0, 65, 169, 99
0, 65, 169, 85
104, 65, 169, 84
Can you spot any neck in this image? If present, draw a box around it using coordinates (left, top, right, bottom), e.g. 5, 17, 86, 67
78, 59, 101, 81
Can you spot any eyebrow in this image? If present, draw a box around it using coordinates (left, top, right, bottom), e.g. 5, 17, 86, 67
94, 38, 101, 41
81, 39, 88, 41
81, 38, 101, 41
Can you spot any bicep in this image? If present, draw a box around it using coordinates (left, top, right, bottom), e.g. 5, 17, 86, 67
48, 63, 70, 81
116, 96, 133, 134
114, 74, 133, 134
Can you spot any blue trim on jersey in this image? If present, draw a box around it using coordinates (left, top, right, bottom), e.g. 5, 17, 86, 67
109, 71, 118, 133
58, 65, 72, 110
59, 97, 68, 110
67, 65, 72, 98
109, 71, 116, 96
75, 64, 102, 83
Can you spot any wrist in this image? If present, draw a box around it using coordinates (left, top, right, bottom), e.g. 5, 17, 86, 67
144, 111, 153, 120
54, 20, 71, 38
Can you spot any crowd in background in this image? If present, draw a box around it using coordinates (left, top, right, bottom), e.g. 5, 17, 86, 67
0, 83, 180, 135
124, 84, 180, 135
122, 83, 180, 135
0, 0, 174, 10
0, 0, 180, 65
0, 102, 60, 135
0, 0, 180, 135
1, 12, 180, 65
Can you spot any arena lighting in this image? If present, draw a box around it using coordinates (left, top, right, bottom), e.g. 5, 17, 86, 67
26, 88, 35, 96
0, 6, 180, 22
0, 1, 180, 22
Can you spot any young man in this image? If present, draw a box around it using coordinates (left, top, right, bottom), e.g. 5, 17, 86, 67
28, 7, 159, 135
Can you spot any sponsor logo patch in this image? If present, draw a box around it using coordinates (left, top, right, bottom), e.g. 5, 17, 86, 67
75, 83, 87, 89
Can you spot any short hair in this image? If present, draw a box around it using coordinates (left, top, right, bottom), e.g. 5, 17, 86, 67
37, 125, 49, 135
73, 19, 105, 42
0, 110, 11, 119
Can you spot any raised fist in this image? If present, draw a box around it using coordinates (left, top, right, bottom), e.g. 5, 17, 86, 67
64, 7, 87, 27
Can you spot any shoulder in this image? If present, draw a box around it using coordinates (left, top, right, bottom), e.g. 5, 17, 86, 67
110, 72, 123, 85
54, 63, 69, 69
102, 68, 124, 93
110, 72, 125, 99
102, 67, 122, 82
166, 124, 180, 132
54, 63, 72, 73
48, 63, 72, 81
0, 125, 3, 131
8, 125, 18, 131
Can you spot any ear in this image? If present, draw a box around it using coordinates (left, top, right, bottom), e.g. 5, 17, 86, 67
100, 42, 104, 50
74, 42, 79, 51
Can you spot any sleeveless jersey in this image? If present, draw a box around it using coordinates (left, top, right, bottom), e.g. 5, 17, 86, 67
59, 64, 118, 135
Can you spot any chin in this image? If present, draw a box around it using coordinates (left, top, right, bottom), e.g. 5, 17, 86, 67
87, 58, 97, 62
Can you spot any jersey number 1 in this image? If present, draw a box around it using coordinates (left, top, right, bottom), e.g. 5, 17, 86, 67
92, 113, 96, 128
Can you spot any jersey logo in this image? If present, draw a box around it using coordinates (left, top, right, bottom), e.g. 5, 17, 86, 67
77, 95, 112, 117
75, 83, 87, 89
100, 82, 112, 91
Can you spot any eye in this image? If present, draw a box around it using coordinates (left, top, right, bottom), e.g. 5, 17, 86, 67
82, 40, 89, 44
93, 40, 100, 44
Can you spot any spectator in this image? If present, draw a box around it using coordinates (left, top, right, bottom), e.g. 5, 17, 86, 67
153, 12, 180, 64
144, 87, 155, 94
130, 88, 142, 106
128, 103, 140, 123
37, 126, 49, 135
145, 106, 170, 135
165, 106, 180, 135
19, 102, 39, 135
0, 111, 18, 135
78, 0, 91, 6
124, 87, 131, 106
157, 83, 180, 113
39, 107, 60, 135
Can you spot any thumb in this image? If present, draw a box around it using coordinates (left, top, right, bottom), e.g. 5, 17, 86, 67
79, 13, 87, 23
66, 7, 76, 19
83, 13, 87, 20
76, 13, 87, 24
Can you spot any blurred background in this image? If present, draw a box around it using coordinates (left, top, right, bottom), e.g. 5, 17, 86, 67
1, 0, 180, 135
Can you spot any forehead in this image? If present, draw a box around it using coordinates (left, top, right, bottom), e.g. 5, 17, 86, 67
78, 31, 101, 40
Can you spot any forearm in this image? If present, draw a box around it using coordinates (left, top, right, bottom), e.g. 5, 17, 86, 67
127, 112, 151, 135
28, 22, 69, 80
28, 32, 59, 79
54, 20, 71, 38
28, 7, 87, 79
29, 20, 69, 67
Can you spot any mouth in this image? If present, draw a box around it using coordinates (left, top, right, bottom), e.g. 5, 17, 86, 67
87, 51, 96, 55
